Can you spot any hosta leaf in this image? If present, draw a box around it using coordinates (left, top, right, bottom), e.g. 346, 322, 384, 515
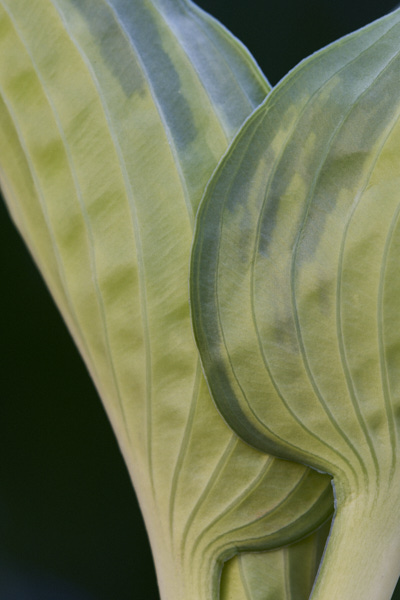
221, 521, 331, 600
0, 1, 332, 599
191, 7, 400, 600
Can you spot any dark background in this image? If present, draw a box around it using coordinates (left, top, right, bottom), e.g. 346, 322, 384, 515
0, 1, 397, 598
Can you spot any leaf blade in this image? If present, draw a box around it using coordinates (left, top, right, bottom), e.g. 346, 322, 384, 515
221, 521, 331, 600
191, 6, 400, 483
0, 1, 333, 598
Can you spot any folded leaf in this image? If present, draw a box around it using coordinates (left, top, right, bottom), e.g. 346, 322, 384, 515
221, 521, 331, 600
191, 6, 400, 600
0, 1, 332, 598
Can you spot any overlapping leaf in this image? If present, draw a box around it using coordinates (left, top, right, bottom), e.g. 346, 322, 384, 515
221, 521, 330, 600
191, 6, 400, 600
0, 1, 333, 598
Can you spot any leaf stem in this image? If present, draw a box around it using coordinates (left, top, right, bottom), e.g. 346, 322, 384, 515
311, 479, 400, 600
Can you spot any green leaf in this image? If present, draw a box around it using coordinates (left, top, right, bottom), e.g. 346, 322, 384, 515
0, 1, 332, 598
221, 520, 331, 600
191, 6, 400, 600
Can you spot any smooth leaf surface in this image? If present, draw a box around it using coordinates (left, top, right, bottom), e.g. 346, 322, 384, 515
0, 1, 333, 599
191, 7, 400, 600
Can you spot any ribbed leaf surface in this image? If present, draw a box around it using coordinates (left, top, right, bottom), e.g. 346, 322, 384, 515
191, 6, 400, 489
0, 1, 333, 599
221, 521, 330, 600
191, 7, 400, 600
